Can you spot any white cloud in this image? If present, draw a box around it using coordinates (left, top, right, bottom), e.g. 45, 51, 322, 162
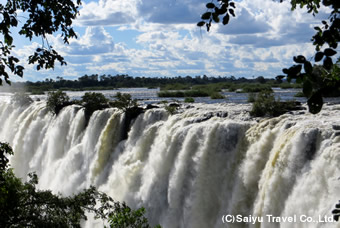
10, 0, 332, 81
218, 8, 271, 35
76, 0, 139, 26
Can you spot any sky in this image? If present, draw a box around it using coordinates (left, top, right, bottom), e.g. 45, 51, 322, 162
5, 0, 332, 81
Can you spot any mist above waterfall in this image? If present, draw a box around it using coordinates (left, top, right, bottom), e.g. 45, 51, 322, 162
0, 100, 339, 228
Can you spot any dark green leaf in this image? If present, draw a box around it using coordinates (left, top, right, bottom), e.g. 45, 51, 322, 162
201, 12, 212, 20
324, 48, 337, 57
212, 13, 220, 23
296, 74, 304, 84
282, 68, 289, 74
222, 14, 230, 25
303, 80, 313, 98
230, 2, 236, 8
197, 21, 205, 27
314, 26, 322, 32
307, 91, 323, 114
323, 56, 333, 70
293, 55, 306, 64
314, 52, 324, 62
276, 75, 285, 80
330, 42, 338, 49
5, 77, 11, 85
290, 65, 302, 75
229, 8, 235, 17
218, 5, 228, 15
304, 61, 313, 74
206, 3, 215, 9
4, 34, 13, 45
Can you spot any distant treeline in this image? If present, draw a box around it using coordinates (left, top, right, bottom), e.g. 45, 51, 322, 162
6, 74, 298, 94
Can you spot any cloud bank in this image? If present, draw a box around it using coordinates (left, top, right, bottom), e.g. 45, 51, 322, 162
12, 0, 329, 81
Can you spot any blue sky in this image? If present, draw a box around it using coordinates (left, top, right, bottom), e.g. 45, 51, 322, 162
7, 0, 331, 81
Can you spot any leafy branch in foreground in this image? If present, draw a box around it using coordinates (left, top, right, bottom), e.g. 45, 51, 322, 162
199, 0, 339, 114
0, 0, 82, 83
197, 0, 236, 31
0, 142, 159, 228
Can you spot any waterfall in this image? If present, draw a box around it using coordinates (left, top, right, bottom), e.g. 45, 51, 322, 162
1, 100, 339, 228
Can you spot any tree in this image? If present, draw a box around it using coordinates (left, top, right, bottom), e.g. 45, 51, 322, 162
110, 92, 143, 140
198, 0, 339, 114
110, 92, 138, 112
0, 0, 82, 85
46, 90, 71, 115
81, 92, 109, 120
249, 90, 300, 117
0, 142, 158, 227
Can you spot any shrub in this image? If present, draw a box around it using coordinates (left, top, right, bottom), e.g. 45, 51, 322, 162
184, 97, 195, 103
110, 92, 143, 140
241, 84, 273, 93
247, 93, 256, 103
279, 83, 302, 89
81, 92, 109, 119
160, 83, 191, 91
228, 85, 237, 92
110, 92, 138, 112
165, 105, 178, 115
158, 90, 209, 97
294, 91, 305, 97
250, 91, 299, 117
0, 142, 160, 228
210, 92, 225, 99
46, 90, 71, 115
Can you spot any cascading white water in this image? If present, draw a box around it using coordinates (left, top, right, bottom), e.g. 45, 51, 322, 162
0, 99, 339, 228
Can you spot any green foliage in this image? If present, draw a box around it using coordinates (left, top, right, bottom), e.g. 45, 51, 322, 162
201, 0, 339, 114
250, 91, 299, 117
278, 82, 302, 89
22, 75, 278, 92
0, 142, 13, 172
160, 83, 191, 91
198, 0, 236, 31
0, 0, 81, 83
277, 1, 339, 113
110, 92, 138, 112
110, 92, 142, 140
107, 205, 150, 228
247, 93, 256, 103
210, 92, 225, 99
282, 59, 340, 114
240, 84, 273, 93
184, 97, 195, 103
192, 83, 223, 93
164, 103, 179, 115
81, 92, 109, 119
294, 91, 305, 97
46, 90, 71, 115
11, 92, 33, 106
0, 142, 159, 228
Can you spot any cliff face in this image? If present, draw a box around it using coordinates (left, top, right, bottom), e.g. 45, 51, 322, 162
1, 101, 339, 228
